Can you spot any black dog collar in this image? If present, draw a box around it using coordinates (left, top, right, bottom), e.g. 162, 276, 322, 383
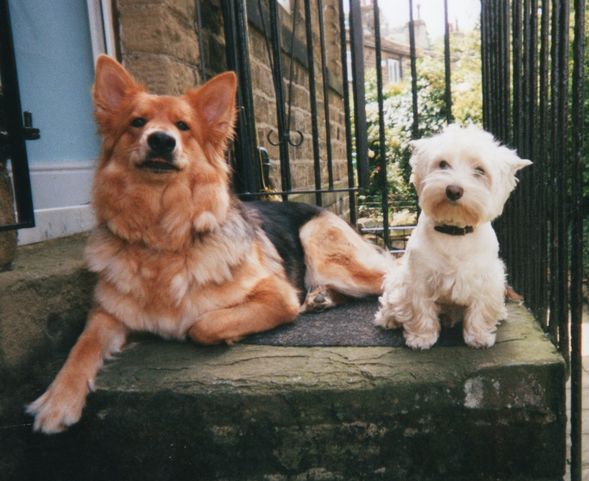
434, 224, 474, 236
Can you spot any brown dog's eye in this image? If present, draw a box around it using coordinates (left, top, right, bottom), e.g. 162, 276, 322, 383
130, 117, 147, 128
474, 166, 486, 176
439, 160, 450, 169
176, 121, 190, 131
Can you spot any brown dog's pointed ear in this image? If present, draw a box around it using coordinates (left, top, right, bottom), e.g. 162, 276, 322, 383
93, 55, 142, 116
186, 72, 237, 146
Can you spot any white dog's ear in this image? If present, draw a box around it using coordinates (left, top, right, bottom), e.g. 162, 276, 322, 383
510, 157, 532, 173
409, 172, 421, 191
408, 138, 426, 153
408, 139, 428, 193
408, 138, 427, 170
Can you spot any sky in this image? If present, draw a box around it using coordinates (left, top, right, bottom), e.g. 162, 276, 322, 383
379, 0, 481, 40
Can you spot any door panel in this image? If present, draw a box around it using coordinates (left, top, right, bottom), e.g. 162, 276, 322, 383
10, 0, 100, 243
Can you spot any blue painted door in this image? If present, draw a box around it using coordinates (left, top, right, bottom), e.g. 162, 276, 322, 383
10, 0, 100, 243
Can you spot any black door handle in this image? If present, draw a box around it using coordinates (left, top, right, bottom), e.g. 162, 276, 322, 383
23, 111, 40, 140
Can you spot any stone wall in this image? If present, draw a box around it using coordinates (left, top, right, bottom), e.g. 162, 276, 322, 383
114, 0, 203, 94
112, 0, 352, 218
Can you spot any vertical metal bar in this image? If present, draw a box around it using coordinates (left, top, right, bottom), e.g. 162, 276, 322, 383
222, 2, 239, 71
407, 0, 419, 139
537, 0, 550, 328
195, 0, 207, 81
510, 0, 523, 290
488, 0, 498, 136
527, 0, 539, 310
570, 1, 585, 478
490, 0, 498, 136
349, 0, 369, 188
512, 0, 522, 148
372, 0, 389, 248
316, 0, 335, 190
221, 0, 261, 197
502, 0, 511, 141
0, 0, 35, 230
491, 0, 510, 278
556, 0, 570, 361
519, 0, 531, 302
528, 0, 538, 158
480, 0, 490, 130
507, 0, 517, 275
442, 0, 453, 124
268, 0, 293, 200
521, 0, 531, 158
303, 0, 323, 205
285, 0, 300, 157
548, 0, 560, 341
338, 0, 357, 225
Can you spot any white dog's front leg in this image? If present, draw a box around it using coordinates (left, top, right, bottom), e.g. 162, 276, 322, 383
403, 299, 441, 350
463, 295, 507, 348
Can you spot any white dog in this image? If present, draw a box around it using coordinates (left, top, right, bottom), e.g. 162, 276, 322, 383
375, 125, 531, 350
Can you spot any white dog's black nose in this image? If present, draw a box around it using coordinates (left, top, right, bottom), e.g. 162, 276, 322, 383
148, 132, 176, 155
446, 185, 464, 201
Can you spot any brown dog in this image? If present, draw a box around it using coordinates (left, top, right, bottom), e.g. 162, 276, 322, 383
27, 55, 394, 433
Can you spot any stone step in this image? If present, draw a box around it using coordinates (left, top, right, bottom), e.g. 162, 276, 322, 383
11, 304, 565, 481
0, 234, 93, 379
0, 237, 566, 480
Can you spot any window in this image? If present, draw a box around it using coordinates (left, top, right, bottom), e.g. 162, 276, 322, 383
387, 58, 400, 84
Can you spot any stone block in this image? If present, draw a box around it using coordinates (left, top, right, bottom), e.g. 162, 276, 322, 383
118, 3, 199, 65
10, 304, 565, 481
124, 53, 198, 95
0, 235, 94, 380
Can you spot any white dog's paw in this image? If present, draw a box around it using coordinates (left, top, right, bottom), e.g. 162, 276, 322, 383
374, 307, 401, 329
404, 329, 439, 350
26, 381, 88, 434
463, 328, 496, 349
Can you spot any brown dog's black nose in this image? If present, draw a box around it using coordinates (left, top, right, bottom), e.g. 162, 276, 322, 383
446, 185, 464, 201
148, 132, 176, 155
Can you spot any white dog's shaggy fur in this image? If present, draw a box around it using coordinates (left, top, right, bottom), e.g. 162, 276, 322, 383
375, 124, 532, 350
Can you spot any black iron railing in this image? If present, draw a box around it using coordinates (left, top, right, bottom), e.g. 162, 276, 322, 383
220, 0, 362, 214
481, 1, 584, 479
220, 2, 584, 477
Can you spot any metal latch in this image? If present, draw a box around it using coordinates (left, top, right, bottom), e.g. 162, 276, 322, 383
23, 111, 40, 140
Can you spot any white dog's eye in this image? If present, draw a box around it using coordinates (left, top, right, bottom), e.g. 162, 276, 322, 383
438, 160, 450, 169
474, 166, 486, 176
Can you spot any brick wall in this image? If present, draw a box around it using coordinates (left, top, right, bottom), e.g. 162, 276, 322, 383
113, 0, 351, 217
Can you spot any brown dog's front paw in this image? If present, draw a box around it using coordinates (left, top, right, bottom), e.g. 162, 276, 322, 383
188, 320, 222, 345
26, 381, 88, 434
301, 287, 337, 313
